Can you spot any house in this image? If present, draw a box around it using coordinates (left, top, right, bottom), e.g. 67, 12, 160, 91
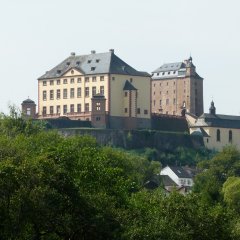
37, 49, 151, 129
160, 166, 194, 187
187, 101, 240, 151
151, 57, 204, 117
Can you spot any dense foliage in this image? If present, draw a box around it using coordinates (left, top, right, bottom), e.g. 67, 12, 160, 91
0, 109, 240, 239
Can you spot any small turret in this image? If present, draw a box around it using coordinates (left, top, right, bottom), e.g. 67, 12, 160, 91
209, 101, 216, 115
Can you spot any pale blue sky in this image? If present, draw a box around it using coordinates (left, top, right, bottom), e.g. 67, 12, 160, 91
0, 0, 240, 115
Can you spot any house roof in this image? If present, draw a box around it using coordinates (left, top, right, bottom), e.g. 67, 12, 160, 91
123, 80, 137, 90
161, 175, 177, 187
168, 166, 192, 178
195, 113, 240, 129
38, 51, 151, 80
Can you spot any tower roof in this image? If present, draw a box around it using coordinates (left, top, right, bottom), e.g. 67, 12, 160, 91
22, 98, 36, 105
123, 80, 137, 90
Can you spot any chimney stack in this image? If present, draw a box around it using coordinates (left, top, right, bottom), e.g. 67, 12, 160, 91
71, 52, 75, 56
109, 49, 114, 53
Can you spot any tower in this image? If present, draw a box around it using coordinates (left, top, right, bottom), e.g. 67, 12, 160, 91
21, 98, 36, 118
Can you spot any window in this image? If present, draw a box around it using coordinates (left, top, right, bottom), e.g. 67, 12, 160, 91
96, 117, 101, 121
160, 91, 161, 95
130, 78, 133, 82
85, 77, 89, 83
85, 87, 89, 97
57, 79, 61, 85
43, 81, 47, 86
85, 103, 89, 112
154, 100, 156, 106
137, 108, 140, 114
184, 89, 186, 93
144, 110, 148, 115
56, 89, 60, 99
167, 82, 168, 86
154, 83, 155, 87
70, 104, 74, 113
162, 72, 165, 75
173, 71, 176, 74
166, 91, 168, 95
77, 104, 81, 113
50, 90, 54, 100
70, 88, 75, 98
50, 80, 54, 85
157, 73, 159, 76
100, 76, 104, 81
26, 108, 31, 116
50, 106, 54, 114
92, 86, 96, 96
168, 71, 170, 75
173, 111, 175, 115
71, 70, 74, 74
56, 105, 60, 114
92, 76, 97, 82
112, 77, 115, 80
229, 130, 233, 143
166, 99, 169, 105
96, 59, 100, 63
70, 78, 74, 84
91, 67, 95, 71
77, 87, 81, 98
173, 98, 176, 104
96, 102, 101, 111
125, 108, 128, 113
160, 100, 162, 105
63, 105, 67, 114
63, 89, 67, 99
100, 86, 104, 95
63, 79, 67, 84
217, 129, 221, 142
43, 91, 47, 101
77, 78, 81, 83
125, 92, 128, 97
154, 91, 155, 95
87, 60, 91, 63
174, 82, 175, 85
42, 106, 46, 115
160, 83, 161, 86
174, 90, 176, 94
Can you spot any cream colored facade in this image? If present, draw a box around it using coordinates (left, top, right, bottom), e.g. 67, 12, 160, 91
189, 126, 240, 151
110, 74, 150, 119
38, 69, 109, 120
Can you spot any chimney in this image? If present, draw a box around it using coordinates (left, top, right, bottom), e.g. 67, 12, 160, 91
91, 50, 96, 54
71, 52, 75, 56
109, 49, 114, 53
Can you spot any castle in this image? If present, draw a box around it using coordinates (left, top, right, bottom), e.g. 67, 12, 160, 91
22, 50, 202, 128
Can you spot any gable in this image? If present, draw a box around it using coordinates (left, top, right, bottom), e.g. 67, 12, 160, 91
62, 68, 83, 77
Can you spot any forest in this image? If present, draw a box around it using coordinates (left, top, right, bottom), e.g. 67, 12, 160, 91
0, 107, 240, 239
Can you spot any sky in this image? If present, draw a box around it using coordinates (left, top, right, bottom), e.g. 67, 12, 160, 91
0, 0, 240, 115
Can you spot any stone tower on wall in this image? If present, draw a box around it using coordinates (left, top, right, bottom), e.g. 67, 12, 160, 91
91, 94, 107, 128
151, 57, 204, 117
21, 98, 36, 118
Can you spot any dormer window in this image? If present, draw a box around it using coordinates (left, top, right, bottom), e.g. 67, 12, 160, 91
168, 72, 170, 75
96, 59, 100, 63
162, 72, 165, 75
87, 60, 91, 63
66, 62, 70, 66
76, 61, 80, 65
91, 67, 96, 71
